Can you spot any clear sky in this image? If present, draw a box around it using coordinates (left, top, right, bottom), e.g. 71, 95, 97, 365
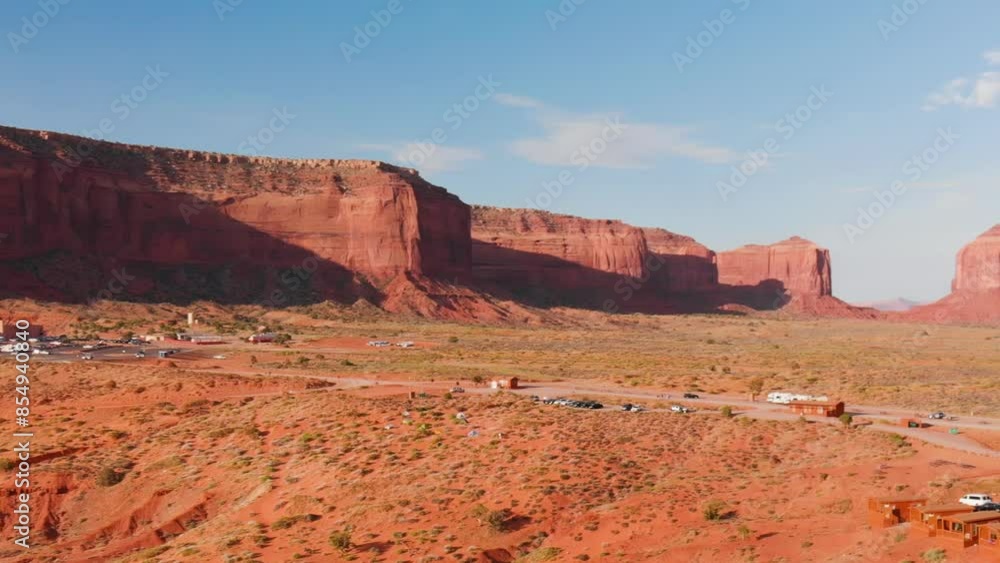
1, 1, 997, 303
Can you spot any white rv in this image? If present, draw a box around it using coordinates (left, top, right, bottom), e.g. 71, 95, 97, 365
766, 392, 830, 405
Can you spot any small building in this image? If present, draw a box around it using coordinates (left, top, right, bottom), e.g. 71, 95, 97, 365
935, 511, 1000, 547
978, 523, 1000, 552
490, 377, 519, 390
788, 400, 845, 417
909, 503, 974, 536
143, 334, 166, 342
866, 496, 928, 529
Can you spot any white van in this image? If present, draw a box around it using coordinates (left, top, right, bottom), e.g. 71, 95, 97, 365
960, 493, 994, 507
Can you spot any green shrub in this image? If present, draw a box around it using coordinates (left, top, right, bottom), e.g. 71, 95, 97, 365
702, 500, 727, 521
329, 528, 352, 552
96, 467, 124, 487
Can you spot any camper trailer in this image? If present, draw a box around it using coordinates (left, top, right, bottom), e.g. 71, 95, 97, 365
766, 392, 830, 405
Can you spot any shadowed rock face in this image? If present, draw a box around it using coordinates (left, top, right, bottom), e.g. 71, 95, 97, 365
716, 237, 833, 298
0, 125, 470, 304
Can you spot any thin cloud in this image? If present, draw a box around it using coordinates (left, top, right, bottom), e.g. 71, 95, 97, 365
494, 93, 544, 109
358, 143, 483, 173
922, 51, 1000, 111
498, 95, 734, 168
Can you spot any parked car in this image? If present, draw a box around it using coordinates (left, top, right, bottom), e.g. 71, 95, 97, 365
134, 351, 146, 358
621, 403, 634, 411
973, 502, 1000, 512
671, 405, 692, 414
960, 493, 994, 507
928, 412, 947, 420
450, 386, 465, 393
529, 395, 540, 402
80, 354, 93, 360
683, 393, 700, 399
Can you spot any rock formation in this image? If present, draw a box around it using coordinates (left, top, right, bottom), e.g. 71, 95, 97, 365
0, 125, 470, 308
906, 225, 1000, 323
952, 225, 1000, 292
717, 237, 832, 297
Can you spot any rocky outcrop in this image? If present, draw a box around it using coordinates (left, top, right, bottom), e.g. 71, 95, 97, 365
906, 225, 1000, 324
640, 228, 718, 292
717, 237, 833, 297
952, 225, 1000, 292
471, 206, 649, 281
0, 126, 470, 305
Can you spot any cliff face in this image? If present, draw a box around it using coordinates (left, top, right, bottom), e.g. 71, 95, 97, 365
906, 225, 1000, 324
471, 207, 649, 293
640, 227, 718, 292
952, 225, 1000, 292
716, 237, 833, 297
0, 126, 470, 304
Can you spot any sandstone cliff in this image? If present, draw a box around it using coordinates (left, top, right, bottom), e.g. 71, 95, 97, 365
0, 126, 470, 306
906, 225, 1000, 324
952, 224, 1000, 292
717, 237, 833, 297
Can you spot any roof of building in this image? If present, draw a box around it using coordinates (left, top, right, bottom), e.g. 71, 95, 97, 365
788, 400, 844, 407
913, 503, 973, 514
945, 511, 1000, 524
870, 496, 929, 504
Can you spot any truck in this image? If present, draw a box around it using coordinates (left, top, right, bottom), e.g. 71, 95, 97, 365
766, 392, 829, 405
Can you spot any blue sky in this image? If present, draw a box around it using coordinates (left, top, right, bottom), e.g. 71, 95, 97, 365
1, 0, 997, 303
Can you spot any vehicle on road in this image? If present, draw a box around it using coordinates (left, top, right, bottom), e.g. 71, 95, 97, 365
960, 494, 994, 507
928, 412, 948, 420
134, 351, 146, 358
671, 405, 692, 414
683, 393, 700, 399
450, 386, 465, 393
80, 354, 93, 360
973, 502, 1000, 512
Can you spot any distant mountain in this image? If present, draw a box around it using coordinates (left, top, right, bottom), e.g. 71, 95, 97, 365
856, 298, 924, 312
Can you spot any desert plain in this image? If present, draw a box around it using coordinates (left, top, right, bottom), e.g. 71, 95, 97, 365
2, 300, 998, 563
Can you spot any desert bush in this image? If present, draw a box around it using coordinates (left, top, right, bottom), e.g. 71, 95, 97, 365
720, 406, 734, 418
0, 459, 15, 471
328, 528, 352, 552
922, 548, 946, 562
839, 413, 853, 428
96, 466, 125, 487
702, 500, 727, 521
